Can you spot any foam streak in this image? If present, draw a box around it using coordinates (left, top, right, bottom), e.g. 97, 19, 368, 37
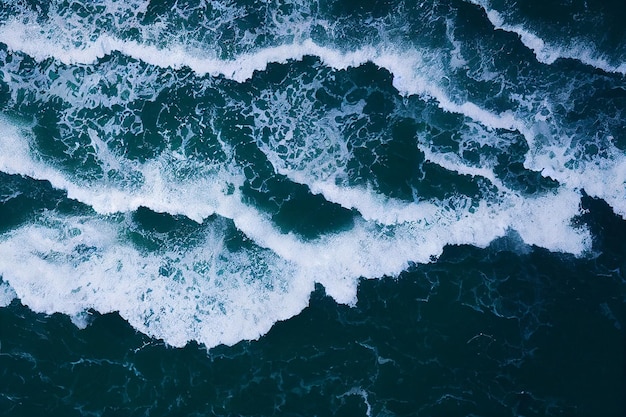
467, 0, 626, 75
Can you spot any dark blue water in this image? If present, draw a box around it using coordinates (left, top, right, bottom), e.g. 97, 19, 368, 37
0, 0, 624, 415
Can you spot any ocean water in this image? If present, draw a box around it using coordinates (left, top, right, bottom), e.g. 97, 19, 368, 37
0, 0, 624, 415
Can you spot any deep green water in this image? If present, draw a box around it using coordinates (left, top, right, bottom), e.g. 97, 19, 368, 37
0, 0, 625, 415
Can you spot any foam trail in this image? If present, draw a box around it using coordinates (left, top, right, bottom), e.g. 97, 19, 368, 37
258, 140, 504, 226
0, 180, 591, 348
0, 17, 524, 130
0, 101, 598, 255
0, 117, 236, 222
467, 0, 626, 75
0, 113, 593, 254
2, 6, 602, 153
0, 19, 378, 82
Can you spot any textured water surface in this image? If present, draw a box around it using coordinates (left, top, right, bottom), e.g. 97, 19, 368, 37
0, 0, 624, 415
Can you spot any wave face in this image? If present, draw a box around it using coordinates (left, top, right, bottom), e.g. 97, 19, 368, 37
0, 0, 624, 415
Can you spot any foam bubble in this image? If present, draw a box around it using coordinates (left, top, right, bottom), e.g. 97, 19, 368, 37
0, 280, 16, 307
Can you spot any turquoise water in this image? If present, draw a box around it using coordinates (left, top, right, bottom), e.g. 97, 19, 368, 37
0, 0, 624, 415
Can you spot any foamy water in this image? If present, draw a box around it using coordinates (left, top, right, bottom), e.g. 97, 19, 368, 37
0, 0, 623, 349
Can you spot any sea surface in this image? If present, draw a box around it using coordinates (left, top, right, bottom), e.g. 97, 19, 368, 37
0, 0, 624, 415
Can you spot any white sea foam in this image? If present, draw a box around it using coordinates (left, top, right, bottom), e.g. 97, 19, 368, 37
467, 0, 626, 75
0, 107, 594, 349
0, 280, 16, 307
0, 116, 238, 222
0, 11, 536, 183
1, 15, 619, 225
0, 10, 615, 348
528, 145, 626, 219
0, 180, 590, 348
258, 133, 502, 226
0, 214, 313, 348
0, 17, 516, 126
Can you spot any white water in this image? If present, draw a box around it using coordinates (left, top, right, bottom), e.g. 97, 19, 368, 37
0, 6, 621, 348
2, 15, 622, 200
0, 113, 592, 347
